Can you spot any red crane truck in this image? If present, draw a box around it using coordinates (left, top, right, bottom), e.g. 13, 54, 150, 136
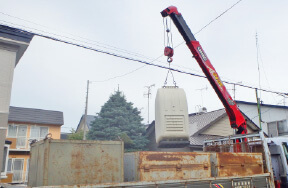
161, 6, 288, 188
27, 6, 285, 188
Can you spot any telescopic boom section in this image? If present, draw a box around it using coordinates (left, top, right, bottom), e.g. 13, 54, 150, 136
161, 6, 247, 135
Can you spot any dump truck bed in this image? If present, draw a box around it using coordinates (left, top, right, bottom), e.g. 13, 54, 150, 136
32, 173, 271, 188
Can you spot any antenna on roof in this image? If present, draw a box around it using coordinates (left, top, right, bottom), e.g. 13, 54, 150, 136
196, 86, 208, 107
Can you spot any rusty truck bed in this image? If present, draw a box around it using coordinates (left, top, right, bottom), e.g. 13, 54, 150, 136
32, 173, 271, 188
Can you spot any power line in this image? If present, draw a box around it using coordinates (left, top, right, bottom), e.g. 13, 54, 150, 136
0, 0, 245, 84
90, 65, 146, 83
0, 16, 160, 62
1, 23, 287, 97
250, 99, 288, 121
89, 54, 165, 83
0, 18, 204, 76
196, 0, 244, 35
173, 0, 244, 49
94, 0, 246, 82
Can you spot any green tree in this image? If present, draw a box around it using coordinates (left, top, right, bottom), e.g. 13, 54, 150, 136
67, 128, 84, 140
87, 91, 149, 151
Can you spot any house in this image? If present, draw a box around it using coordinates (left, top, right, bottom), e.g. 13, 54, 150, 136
0, 24, 33, 179
236, 100, 288, 137
76, 115, 96, 132
1, 140, 11, 180
188, 108, 262, 151
146, 108, 262, 151
0, 106, 63, 184
60, 132, 72, 139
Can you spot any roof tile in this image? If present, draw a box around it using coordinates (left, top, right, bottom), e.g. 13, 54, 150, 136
8, 106, 63, 125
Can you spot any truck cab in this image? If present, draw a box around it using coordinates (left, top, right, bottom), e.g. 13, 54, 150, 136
267, 137, 288, 187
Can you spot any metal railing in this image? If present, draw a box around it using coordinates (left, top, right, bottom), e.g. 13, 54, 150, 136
12, 170, 28, 183
203, 133, 264, 153
16, 137, 27, 149
25, 171, 28, 182
203, 131, 275, 188
12, 170, 23, 183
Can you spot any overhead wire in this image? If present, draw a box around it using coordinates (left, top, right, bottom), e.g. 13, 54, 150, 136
0, 0, 287, 96
256, 32, 278, 104
0, 0, 245, 80
0, 17, 201, 75
172, 0, 244, 49
90, 65, 146, 83
0, 15, 158, 61
0, 19, 201, 80
1, 23, 287, 97
249, 99, 288, 121
0, 0, 244, 84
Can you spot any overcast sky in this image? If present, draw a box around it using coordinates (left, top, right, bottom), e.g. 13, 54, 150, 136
1, 0, 287, 132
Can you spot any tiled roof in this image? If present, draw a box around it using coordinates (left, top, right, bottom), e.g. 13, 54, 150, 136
190, 134, 223, 145
8, 106, 64, 125
86, 115, 96, 129
189, 109, 226, 135
188, 109, 226, 146
76, 115, 96, 131
236, 100, 288, 110
0, 25, 34, 43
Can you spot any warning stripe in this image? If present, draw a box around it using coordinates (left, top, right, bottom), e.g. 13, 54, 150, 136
213, 184, 224, 188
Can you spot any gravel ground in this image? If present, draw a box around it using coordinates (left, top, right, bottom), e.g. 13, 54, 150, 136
0, 183, 27, 188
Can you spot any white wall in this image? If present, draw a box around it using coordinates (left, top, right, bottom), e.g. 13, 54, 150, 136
201, 115, 255, 136
0, 36, 31, 179
237, 103, 288, 135
0, 45, 17, 113
0, 44, 17, 179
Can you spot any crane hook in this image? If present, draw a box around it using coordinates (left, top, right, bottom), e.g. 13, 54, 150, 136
164, 46, 174, 63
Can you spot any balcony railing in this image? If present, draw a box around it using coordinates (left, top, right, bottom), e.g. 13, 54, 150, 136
25, 171, 28, 182
16, 137, 27, 148
12, 170, 23, 183
11, 170, 28, 183
7, 137, 31, 150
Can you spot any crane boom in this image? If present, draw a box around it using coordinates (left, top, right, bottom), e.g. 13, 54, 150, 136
161, 6, 247, 134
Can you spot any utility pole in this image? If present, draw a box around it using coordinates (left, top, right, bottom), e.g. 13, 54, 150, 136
255, 88, 262, 130
255, 33, 262, 130
83, 80, 89, 140
144, 84, 155, 125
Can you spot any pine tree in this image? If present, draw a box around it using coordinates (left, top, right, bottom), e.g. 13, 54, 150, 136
87, 91, 149, 151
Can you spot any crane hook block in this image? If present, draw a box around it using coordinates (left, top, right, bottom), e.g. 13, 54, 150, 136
164, 46, 174, 58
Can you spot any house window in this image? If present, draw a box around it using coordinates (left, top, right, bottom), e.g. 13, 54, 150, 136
7, 159, 12, 172
30, 126, 49, 140
268, 120, 288, 137
1, 145, 9, 178
282, 142, 288, 164
1, 146, 7, 173
25, 159, 29, 182
7, 158, 25, 182
278, 120, 288, 136
7, 125, 17, 137
7, 125, 27, 148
